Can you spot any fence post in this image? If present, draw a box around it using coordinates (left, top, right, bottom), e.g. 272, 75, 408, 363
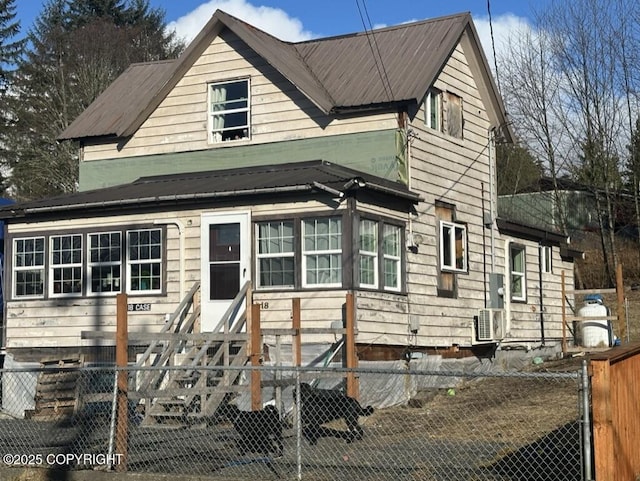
591, 357, 613, 481
292, 298, 301, 367
561, 270, 567, 356
616, 263, 625, 342
251, 303, 262, 411
345, 292, 358, 399
581, 360, 593, 481
115, 293, 128, 472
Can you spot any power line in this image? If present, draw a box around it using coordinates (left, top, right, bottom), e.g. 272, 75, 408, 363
487, 0, 503, 98
355, 0, 394, 102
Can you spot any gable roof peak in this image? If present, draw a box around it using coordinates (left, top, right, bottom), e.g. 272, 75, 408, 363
58, 9, 506, 142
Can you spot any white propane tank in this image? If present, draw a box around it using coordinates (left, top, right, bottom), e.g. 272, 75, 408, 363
577, 294, 611, 348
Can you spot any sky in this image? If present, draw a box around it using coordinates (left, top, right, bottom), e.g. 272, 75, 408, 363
13, 0, 544, 63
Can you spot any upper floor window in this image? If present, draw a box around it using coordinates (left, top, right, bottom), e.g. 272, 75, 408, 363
439, 220, 467, 273
444, 92, 463, 139
50, 234, 83, 296
13, 237, 45, 298
510, 244, 526, 301
209, 79, 250, 143
256, 221, 295, 288
425, 88, 441, 130
540, 245, 552, 274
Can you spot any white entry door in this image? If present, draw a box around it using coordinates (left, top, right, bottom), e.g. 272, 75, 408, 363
200, 212, 251, 331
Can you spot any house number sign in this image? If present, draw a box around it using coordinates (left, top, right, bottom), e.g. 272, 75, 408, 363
128, 303, 152, 312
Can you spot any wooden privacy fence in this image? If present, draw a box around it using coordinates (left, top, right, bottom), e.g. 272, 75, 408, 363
590, 342, 640, 481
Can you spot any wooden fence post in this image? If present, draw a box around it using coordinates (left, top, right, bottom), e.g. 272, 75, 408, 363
561, 270, 567, 356
251, 303, 262, 411
345, 292, 358, 399
591, 358, 614, 481
292, 298, 301, 367
616, 263, 625, 342
115, 293, 128, 472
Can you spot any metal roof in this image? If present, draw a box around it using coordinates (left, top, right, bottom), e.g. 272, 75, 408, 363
58, 10, 501, 141
0, 160, 420, 220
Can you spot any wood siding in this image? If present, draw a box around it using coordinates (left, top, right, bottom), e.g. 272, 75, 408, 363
404, 43, 574, 348
81, 31, 397, 162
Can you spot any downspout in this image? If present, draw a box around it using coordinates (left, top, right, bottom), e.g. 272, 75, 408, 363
539, 248, 546, 345
153, 219, 186, 298
488, 127, 496, 272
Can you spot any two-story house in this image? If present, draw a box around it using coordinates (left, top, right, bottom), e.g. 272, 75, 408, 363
0, 10, 579, 367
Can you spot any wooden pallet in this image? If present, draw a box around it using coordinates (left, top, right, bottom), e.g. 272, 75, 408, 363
26, 357, 83, 420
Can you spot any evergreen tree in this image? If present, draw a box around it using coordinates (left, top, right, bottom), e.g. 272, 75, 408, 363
5, 0, 184, 201
496, 142, 543, 196
0, 0, 24, 196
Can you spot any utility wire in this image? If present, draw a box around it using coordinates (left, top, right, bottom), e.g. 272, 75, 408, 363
487, 0, 503, 98
355, 0, 394, 101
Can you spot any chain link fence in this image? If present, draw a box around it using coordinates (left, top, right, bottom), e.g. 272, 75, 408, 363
0, 362, 587, 480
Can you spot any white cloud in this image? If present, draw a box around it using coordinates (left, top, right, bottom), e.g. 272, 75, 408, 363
472, 13, 532, 66
167, 0, 314, 43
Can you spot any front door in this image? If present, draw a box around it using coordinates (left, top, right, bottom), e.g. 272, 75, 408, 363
200, 212, 250, 331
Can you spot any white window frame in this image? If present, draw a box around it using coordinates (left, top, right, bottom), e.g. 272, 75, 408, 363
382, 224, 402, 291
49, 234, 83, 297
540, 245, 552, 274
510, 245, 527, 302
439, 220, 467, 273
88, 231, 122, 295
208, 78, 250, 143
359, 219, 378, 288
127, 228, 163, 294
302, 217, 342, 288
13, 237, 45, 299
256, 221, 295, 289
425, 88, 441, 131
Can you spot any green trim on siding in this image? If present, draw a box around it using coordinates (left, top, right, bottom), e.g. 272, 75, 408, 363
80, 130, 399, 191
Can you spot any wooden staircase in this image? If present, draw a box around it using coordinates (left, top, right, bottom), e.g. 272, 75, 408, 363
135, 281, 252, 425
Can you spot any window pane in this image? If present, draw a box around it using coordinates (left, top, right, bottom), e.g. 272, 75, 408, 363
384, 258, 399, 288
360, 255, 376, 285
383, 225, 400, 256
15, 270, 43, 296
442, 224, 452, 267
360, 219, 377, 252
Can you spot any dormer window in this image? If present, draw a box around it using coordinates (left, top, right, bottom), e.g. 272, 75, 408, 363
209, 79, 250, 143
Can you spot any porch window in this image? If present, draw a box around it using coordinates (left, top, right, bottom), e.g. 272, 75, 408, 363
209, 79, 250, 143
89, 232, 122, 294
127, 229, 162, 293
50, 234, 83, 296
303, 217, 342, 287
359, 219, 378, 288
256, 221, 295, 288
439, 220, 467, 272
13, 237, 45, 298
510, 245, 526, 301
383, 224, 401, 290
